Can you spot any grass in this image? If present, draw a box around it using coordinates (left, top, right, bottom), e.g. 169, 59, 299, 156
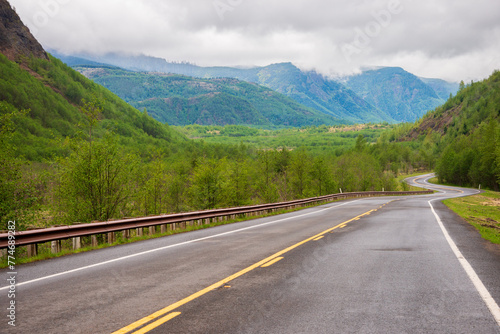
443, 190, 500, 244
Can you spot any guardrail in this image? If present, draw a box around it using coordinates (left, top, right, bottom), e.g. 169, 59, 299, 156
0, 190, 432, 255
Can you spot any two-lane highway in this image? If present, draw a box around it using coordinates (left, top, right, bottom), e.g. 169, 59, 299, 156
2, 175, 500, 333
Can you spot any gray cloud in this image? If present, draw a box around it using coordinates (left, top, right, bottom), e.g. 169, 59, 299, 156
8, 0, 500, 82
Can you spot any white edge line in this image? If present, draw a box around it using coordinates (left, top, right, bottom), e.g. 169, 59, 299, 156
0, 198, 365, 290
429, 199, 500, 327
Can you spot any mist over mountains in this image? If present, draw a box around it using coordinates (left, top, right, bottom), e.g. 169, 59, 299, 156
52, 51, 458, 126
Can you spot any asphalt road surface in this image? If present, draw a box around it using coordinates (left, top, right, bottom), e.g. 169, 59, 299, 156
1, 174, 500, 333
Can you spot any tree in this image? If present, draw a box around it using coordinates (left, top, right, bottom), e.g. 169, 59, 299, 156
140, 150, 169, 216
0, 105, 42, 230
55, 134, 138, 223
354, 134, 368, 152
54, 95, 137, 223
189, 157, 225, 210
289, 148, 311, 198
223, 157, 252, 207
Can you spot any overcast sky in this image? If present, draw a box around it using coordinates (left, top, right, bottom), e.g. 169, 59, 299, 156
9, 0, 500, 82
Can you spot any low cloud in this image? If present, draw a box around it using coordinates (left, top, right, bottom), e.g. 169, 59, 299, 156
9, 0, 500, 82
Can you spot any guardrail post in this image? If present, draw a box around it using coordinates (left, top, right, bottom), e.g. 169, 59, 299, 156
51, 240, 61, 254
72, 237, 81, 250
91, 235, 98, 247
149, 226, 155, 235
123, 230, 130, 239
136, 228, 143, 237
107, 232, 116, 244
161, 224, 167, 234
27, 244, 38, 257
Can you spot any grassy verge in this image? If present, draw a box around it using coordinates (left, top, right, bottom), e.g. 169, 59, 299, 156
443, 190, 500, 244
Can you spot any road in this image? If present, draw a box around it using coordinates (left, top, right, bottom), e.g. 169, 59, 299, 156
1, 174, 500, 333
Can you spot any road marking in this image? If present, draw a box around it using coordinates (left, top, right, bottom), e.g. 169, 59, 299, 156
0, 199, 365, 291
261, 257, 284, 268
313, 236, 324, 241
111, 208, 376, 334
429, 199, 500, 328
132, 312, 181, 334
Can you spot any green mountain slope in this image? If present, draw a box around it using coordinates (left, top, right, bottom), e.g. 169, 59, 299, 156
399, 71, 500, 190
0, 54, 186, 160
75, 66, 342, 127
344, 67, 456, 122
250, 63, 393, 123
54, 52, 392, 124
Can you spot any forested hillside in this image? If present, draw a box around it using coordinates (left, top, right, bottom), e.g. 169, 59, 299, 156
75, 66, 342, 127
344, 67, 457, 122
0, 54, 186, 160
54, 52, 395, 124
397, 71, 500, 190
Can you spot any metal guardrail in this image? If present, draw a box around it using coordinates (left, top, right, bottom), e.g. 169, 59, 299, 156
0, 190, 432, 249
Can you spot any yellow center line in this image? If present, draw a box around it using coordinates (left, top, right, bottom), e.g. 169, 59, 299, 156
313, 236, 324, 241
261, 257, 284, 267
132, 312, 181, 334
111, 208, 375, 334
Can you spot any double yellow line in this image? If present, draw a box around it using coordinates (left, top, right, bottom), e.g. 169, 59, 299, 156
112, 207, 379, 334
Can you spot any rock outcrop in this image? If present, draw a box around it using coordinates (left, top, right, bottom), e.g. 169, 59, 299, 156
0, 0, 48, 61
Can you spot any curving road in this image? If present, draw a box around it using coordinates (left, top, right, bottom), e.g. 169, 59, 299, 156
1, 174, 500, 333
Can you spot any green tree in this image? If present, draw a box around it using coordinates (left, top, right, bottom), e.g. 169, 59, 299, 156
256, 151, 279, 203
0, 105, 42, 230
55, 134, 138, 224
289, 148, 311, 198
223, 157, 252, 207
140, 150, 169, 215
354, 134, 368, 152
189, 158, 225, 210
310, 156, 334, 196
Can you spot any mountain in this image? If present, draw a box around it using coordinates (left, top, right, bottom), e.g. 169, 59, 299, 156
75, 66, 341, 127
0, 0, 48, 62
244, 62, 393, 123
401, 70, 500, 189
419, 77, 459, 101
404, 71, 499, 141
343, 67, 458, 122
0, 0, 186, 161
53, 52, 394, 124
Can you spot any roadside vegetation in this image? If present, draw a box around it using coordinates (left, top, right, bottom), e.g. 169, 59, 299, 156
443, 190, 500, 244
